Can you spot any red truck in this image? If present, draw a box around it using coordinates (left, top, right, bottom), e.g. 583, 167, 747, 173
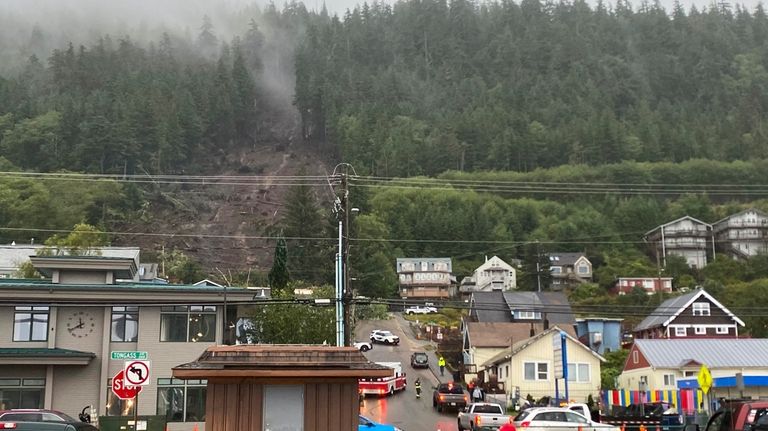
695, 400, 768, 431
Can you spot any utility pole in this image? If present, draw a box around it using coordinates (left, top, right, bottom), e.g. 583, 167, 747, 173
340, 169, 353, 346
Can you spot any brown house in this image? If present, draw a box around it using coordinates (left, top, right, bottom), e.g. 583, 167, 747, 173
633, 288, 745, 339
172, 345, 391, 431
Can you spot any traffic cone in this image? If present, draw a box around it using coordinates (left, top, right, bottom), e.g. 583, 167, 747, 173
192, 424, 199, 431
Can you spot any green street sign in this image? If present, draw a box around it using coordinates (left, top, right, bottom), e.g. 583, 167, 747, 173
111, 351, 148, 361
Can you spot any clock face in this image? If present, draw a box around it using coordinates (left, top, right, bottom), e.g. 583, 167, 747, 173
66, 311, 96, 338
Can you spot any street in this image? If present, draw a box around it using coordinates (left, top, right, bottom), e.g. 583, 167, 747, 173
356, 315, 460, 431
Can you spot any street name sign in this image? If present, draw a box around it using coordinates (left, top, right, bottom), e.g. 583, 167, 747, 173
111, 351, 148, 360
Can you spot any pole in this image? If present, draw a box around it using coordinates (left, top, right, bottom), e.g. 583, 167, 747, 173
536, 241, 542, 292
336, 220, 344, 347
132, 392, 139, 431
341, 170, 352, 346
223, 283, 228, 345
562, 333, 569, 403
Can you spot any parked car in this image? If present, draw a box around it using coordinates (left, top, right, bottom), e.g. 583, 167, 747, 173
370, 330, 400, 345
457, 402, 512, 431
0, 409, 99, 431
410, 352, 429, 368
688, 399, 768, 431
514, 407, 620, 431
359, 414, 404, 431
404, 305, 438, 315
433, 382, 469, 413
354, 341, 373, 352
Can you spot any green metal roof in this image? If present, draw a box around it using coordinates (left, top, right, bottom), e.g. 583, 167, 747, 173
0, 278, 253, 293
32, 255, 136, 261
0, 348, 95, 358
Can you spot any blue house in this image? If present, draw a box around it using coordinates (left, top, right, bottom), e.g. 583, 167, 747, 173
575, 317, 623, 354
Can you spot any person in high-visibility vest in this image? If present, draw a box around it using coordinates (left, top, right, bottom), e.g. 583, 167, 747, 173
438, 356, 446, 376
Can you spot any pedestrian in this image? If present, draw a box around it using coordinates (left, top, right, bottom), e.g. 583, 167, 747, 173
438, 356, 446, 376
415, 378, 422, 399
473, 385, 482, 403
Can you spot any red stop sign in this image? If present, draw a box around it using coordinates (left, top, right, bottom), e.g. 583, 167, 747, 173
112, 370, 142, 400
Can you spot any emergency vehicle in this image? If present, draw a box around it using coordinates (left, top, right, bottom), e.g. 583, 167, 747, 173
359, 362, 407, 396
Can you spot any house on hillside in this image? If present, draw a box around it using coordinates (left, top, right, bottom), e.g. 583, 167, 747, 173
397, 257, 456, 299
633, 288, 745, 339
468, 291, 575, 327
612, 277, 673, 295
576, 318, 623, 355
459, 256, 516, 298
481, 327, 604, 404
547, 253, 593, 290
619, 339, 768, 398
0, 254, 264, 430
713, 208, 768, 259
644, 216, 714, 269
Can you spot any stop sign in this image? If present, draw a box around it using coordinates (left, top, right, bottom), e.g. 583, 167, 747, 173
112, 369, 142, 400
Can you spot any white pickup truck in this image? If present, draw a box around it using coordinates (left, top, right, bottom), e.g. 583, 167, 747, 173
404, 305, 438, 315
457, 402, 512, 431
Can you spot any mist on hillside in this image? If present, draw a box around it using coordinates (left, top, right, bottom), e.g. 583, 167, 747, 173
0, 0, 301, 120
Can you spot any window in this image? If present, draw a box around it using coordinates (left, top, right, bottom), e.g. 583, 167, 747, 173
663, 374, 675, 386
577, 265, 589, 274
160, 306, 216, 342
516, 311, 540, 320
716, 326, 729, 334
551, 267, 562, 274
675, 327, 687, 337
567, 363, 591, 383
13, 306, 49, 341
524, 362, 549, 381
111, 306, 139, 342
0, 378, 45, 409
692, 302, 711, 316
565, 411, 590, 423
632, 351, 639, 364
684, 371, 696, 377
264, 385, 303, 431
157, 379, 207, 422
695, 326, 706, 335
105, 378, 135, 417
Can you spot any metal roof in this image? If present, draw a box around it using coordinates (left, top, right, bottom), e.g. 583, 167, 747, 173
635, 339, 768, 368
634, 291, 697, 331
644, 215, 712, 237
0, 348, 95, 358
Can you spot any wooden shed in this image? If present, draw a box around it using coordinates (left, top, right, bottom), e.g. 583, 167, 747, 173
172, 344, 392, 431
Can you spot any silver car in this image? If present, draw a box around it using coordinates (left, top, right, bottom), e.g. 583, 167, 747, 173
514, 407, 620, 431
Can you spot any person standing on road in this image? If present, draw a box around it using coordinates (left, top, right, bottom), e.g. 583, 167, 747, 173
438, 356, 446, 376
473, 385, 482, 403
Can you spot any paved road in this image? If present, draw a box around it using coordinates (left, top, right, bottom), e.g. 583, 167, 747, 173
356, 315, 460, 431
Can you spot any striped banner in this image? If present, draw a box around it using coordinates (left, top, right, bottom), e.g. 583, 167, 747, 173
602, 389, 704, 414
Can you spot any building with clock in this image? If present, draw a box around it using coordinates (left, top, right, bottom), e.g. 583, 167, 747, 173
0, 254, 267, 430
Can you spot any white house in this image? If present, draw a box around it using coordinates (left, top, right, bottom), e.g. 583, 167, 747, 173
714, 208, 768, 259
644, 216, 714, 269
481, 327, 605, 406
460, 256, 516, 295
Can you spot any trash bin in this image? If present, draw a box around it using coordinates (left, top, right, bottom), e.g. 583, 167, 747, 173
97, 415, 167, 431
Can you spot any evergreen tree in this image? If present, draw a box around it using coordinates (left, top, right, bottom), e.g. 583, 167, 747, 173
268, 235, 290, 293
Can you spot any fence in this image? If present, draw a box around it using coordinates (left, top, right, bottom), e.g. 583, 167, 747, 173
602, 389, 707, 415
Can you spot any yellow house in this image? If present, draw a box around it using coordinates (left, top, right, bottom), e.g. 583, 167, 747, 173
481, 327, 605, 406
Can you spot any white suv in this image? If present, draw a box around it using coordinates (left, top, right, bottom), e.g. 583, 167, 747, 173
404, 305, 438, 315
369, 330, 400, 345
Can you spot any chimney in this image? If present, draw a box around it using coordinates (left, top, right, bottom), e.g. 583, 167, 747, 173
530, 322, 535, 337
543, 313, 549, 330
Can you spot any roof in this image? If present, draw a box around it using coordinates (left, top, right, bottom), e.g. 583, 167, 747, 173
634, 289, 745, 331
193, 279, 223, 287
482, 326, 602, 368
634, 339, 768, 368
471, 291, 511, 322
30, 255, 138, 279
465, 322, 553, 347
172, 345, 394, 379
0, 348, 95, 365
546, 252, 588, 267
644, 215, 712, 237
470, 291, 575, 324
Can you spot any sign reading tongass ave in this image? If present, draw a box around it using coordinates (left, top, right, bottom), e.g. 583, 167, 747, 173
124, 360, 151, 386
112, 369, 142, 400
111, 351, 148, 361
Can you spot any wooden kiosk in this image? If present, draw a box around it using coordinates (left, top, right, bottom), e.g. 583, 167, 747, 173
172, 345, 392, 431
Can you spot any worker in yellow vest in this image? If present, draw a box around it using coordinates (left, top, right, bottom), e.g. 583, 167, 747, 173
438, 356, 446, 376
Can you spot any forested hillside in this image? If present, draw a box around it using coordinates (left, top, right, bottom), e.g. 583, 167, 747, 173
295, 0, 768, 175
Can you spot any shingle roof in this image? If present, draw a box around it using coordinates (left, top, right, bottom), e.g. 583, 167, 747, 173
634, 291, 697, 331
547, 252, 587, 266
635, 339, 768, 368
536, 292, 576, 324
471, 291, 512, 322
466, 322, 543, 347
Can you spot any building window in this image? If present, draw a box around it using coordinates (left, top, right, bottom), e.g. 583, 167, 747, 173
632, 351, 639, 364
692, 302, 711, 316
0, 378, 45, 409
577, 265, 589, 274
106, 379, 135, 417
157, 379, 207, 422
160, 306, 216, 342
111, 306, 139, 342
516, 311, 540, 320
567, 363, 591, 383
675, 327, 687, 337
695, 326, 706, 335
13, 306, 49, 342
716, 326, 729, 334
684, 371, 696, 377
264, 385, 303, 431
524, 362, 549, 381
663, 374, 675, 386
551, 267, 562, 274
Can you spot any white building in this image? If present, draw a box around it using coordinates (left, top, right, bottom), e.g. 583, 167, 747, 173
714, 208, 768, 259
645, 216, 714, 269
460, 256, 516, 296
